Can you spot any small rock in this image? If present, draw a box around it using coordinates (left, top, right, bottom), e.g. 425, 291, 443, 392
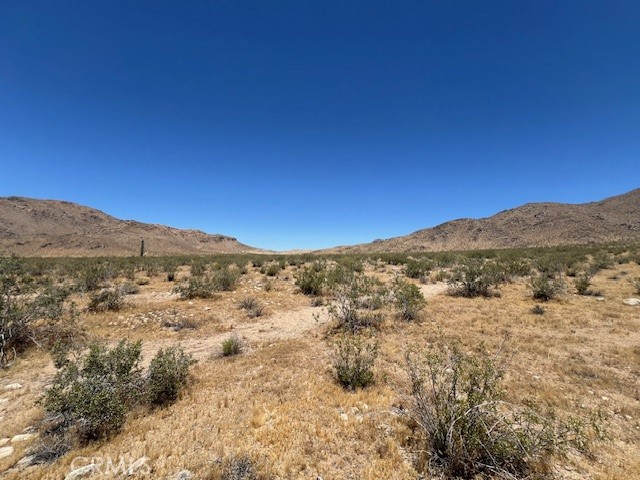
64, 464, 98, 480
204, 307, 211, 311
623, 298, 640, 306
4, 383, 23, 391
595, 296, 605, 301
0, 446, 14, 459
126, 456, 150, 475
17, 454, 37, 469
0, 398, 8, 404
174, 470, 194, 480
11, 433, 36, 443
340, 413, 348, 422
0, 438, 9, 446
601, 396, 609, 401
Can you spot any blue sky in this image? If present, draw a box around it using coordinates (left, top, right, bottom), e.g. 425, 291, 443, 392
1, 1, 639, 250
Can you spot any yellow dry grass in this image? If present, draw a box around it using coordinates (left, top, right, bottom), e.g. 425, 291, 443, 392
1, 261, 639, 479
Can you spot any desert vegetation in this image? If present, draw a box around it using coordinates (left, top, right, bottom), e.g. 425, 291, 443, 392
0, 242, 639, 479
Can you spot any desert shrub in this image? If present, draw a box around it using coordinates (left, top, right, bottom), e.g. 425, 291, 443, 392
1, 256, 73, 366
530, 274, 564, 301
393, 278, 426, 321
238, 296, 264, 318
135, 276, 150, 286
221, 456, 259, 480
263, 279, 274, 292
327, 274, 384, 333
166, 271, 176, 282
405, 342, 595, 478
190, 261, 207, 277
448, 260, 502, 298
590, 252, 613, 272
173, 276, 216, 299
404, 258, 433, 280
433, 269, 450, 282
530, 304, 545, 315
75, 264, 111, 292
295, 264, 326, 296
574, 273, 592, 295
261, 262, 281, 277
332, 335, 378, 390
222, 335, 243, 357
87, 288, 124, 312
211, 266, 239, 291
118, 282, 140, 295
630, 277, 640, 295
146, 346, 195, 407
41, 340, 144, 444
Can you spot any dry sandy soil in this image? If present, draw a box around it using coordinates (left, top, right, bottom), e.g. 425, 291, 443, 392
1, 260, 639, 479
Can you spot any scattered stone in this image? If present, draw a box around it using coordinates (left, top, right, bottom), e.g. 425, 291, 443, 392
64, 464, 98, 480
339, 413, 348, 422
11, 433, 36, 443
595, 296, 605, 301
4, 383, 23, 391
16, 454, 37, 469
0, 398, 8, 404
623, 298, 640, 306
126, 456, 150, 475
601, 396, 609, 401
0, 446, 14, 459
204, 307, 211, 311
173, 470, 194, 480
0, 438, 9, 446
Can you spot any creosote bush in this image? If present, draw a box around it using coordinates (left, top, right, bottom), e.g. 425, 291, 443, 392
327, 273, 384, 333
530, 273, 564, 301
173, 276, 216, 299
574, 273, 592, 295
39, 340, 194, 458
393, 277, 426, 321
146, 346, 196, 407
405, 342, 598, 479
448, 261, 502, 298
1, 255, 74, 366
87, 288, 124, 312
332, 335, 378, 390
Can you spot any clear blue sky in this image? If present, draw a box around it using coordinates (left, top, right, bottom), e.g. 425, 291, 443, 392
1, 1, 638, 250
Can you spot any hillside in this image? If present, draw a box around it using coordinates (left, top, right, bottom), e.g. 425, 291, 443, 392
328, 188, 640, 253
0, 197, 258, 256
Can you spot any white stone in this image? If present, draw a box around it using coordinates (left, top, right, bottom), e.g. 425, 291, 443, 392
623, 298, 640, 306
595, 296, 605, 301
17, 454, 36, 469
339, 413, 348, 422
0, 438, 9, 446
11, 433, 36, 443
174, 470, 194, 480
126, 456, 150, 475
4, 383, 23, 391
0, 446, 14, 459
0, 398, 8, 404
64, 464, 98, 480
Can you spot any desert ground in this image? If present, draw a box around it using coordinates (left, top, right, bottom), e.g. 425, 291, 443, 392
1, 246, 639, 479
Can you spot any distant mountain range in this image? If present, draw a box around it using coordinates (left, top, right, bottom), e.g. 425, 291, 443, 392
0, 197, 258, 256
326, 188, 640, 253
1, 189, 638, 256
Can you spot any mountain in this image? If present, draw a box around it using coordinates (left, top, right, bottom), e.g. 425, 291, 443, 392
327, 188, 640, 253
0, 197, 259, 256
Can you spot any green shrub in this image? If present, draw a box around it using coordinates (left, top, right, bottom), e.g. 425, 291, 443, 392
75, 264, 111, 292
1, 256, 73, 365
146, 346, 195, 407
173, 276, 215, 299
222, 335, 243, 357
393, 278, 426, 321
448, 261, 502, 297
404, 258, 432, 280
405, 342, 596, 478
135, 276, 150, 286
574, 273, 592, 295
327, 274, 383, 333
87, 288, 124, 312
295, 264, 325, 296
41, 340, 143, 444
211, 266, 239, 291
118, 282, 140, 295
332, 335, 378, 390
529, 274, 564, 301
